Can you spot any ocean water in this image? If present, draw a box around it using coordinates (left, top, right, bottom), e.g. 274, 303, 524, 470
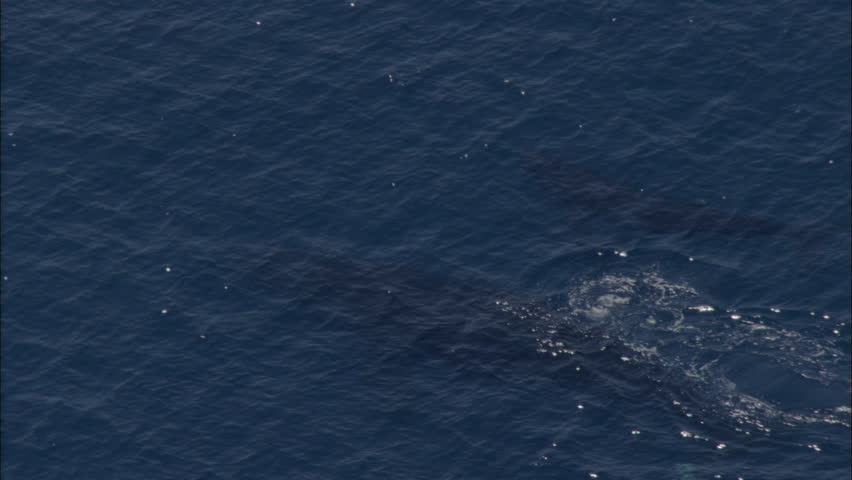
2, 1, 850, 479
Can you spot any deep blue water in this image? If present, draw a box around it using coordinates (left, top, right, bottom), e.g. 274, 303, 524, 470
2, 1, 850, 479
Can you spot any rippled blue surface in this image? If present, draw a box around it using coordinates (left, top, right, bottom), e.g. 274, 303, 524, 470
2, 1, 850, 479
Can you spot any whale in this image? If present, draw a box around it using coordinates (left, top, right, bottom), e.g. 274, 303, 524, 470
242, 244, 850, 436
522, 154, 803, 239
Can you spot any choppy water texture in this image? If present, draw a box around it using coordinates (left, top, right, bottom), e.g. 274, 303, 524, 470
2, 1, 850, 479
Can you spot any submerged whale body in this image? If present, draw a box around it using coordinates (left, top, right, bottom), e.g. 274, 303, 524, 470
246, 245, 850, 436
522, 154, 794, 238
249, 246, 526, 358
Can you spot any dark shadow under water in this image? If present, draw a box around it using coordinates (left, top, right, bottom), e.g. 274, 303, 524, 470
521, 154, 843, 242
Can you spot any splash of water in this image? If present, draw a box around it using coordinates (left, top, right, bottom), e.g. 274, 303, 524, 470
499, 266, 850, 435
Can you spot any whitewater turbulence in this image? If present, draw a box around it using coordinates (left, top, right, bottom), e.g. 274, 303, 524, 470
498, 265, 851, 436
